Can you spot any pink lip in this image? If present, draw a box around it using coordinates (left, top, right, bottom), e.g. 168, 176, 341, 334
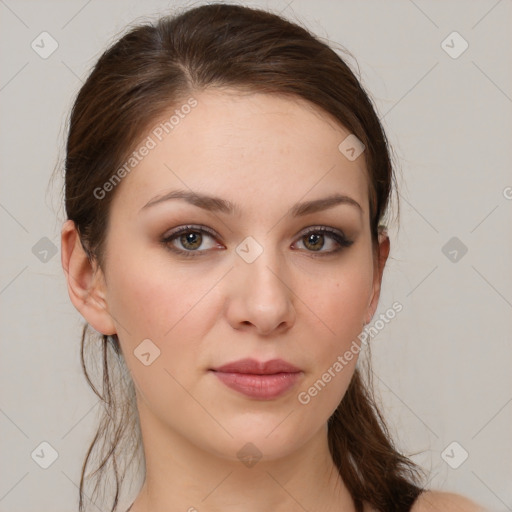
210, 358, 303, 400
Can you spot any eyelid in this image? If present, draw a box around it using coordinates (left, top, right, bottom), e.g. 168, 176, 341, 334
295, 225, 349, 241
162, 224, 220, 241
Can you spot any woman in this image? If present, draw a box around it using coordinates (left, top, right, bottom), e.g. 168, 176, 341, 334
60, 3, 485, 511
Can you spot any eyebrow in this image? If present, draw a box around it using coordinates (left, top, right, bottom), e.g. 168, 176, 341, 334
140, 189, 363, 217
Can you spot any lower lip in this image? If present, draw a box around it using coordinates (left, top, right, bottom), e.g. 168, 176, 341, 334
211, 371, 303, 399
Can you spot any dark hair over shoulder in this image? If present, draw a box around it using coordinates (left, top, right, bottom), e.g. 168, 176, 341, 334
63, 3, 426, 511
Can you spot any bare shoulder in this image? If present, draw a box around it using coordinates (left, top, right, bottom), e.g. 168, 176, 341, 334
412, 490, 488, 512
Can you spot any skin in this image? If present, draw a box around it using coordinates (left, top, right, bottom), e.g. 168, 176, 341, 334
61, 89, 481, 512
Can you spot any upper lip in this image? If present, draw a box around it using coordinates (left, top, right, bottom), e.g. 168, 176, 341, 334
211, 358, 301, 374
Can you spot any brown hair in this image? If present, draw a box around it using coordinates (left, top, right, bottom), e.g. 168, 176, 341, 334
63, 3, 425, 511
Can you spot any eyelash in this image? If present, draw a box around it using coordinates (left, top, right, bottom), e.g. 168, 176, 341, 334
160, 224, 354, 258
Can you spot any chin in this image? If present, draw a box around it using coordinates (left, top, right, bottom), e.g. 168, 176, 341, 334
198, 415, 317, 464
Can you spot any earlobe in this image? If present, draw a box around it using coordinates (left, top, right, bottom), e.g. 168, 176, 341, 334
61, 219, 117, 335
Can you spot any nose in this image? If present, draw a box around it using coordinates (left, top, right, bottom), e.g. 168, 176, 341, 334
224, 247, 296, 336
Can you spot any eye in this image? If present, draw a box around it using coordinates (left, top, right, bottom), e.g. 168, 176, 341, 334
293, 227, 353, 255
161, 225, 222, 256
160, 224, 353, 258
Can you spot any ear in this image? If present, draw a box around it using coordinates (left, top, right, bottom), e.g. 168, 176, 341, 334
61, 219, 117, 335
365, 227, 390, 325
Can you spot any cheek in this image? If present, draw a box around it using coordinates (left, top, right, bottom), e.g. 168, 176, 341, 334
107, 257, 219, 408
105, 246, 220, 343
327, 273, 371, 323
107, 264, 173, 340
306, 257, 373, 347
295, 256, 373, 410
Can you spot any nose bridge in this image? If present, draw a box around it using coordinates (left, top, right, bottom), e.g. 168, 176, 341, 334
229, 235, 295, 333
237, 236, 287, 299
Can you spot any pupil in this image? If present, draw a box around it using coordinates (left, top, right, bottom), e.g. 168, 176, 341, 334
305, 233, 323, 251
181, 232, 202, 249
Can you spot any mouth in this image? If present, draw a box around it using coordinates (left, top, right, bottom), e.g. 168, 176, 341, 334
209, 358, 303, 400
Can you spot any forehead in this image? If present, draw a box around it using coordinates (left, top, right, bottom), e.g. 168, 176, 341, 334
109, 89, 369, 220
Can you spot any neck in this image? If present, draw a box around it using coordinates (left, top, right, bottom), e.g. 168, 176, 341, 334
128, 398, 356, 512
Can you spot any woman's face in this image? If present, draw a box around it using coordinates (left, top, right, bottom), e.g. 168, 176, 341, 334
85, 89, 387, 462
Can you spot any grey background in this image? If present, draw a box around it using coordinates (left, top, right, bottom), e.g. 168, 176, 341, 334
1, 0, 511, 511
